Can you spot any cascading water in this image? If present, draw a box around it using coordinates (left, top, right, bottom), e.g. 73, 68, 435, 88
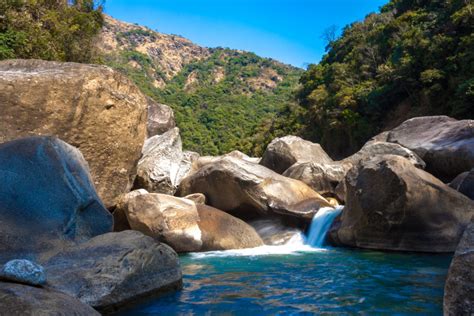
306, 206, 343, 248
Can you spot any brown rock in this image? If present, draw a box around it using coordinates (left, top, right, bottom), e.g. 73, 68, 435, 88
0, 59, 152, 207
147, 102, 175, 137
329, 155, 474, 252
179, 156, 331, 221
184, 193, 206, 205
112, 189, 149, 232
260, 136, 333, 174
126, 193, 203, 252
197, 204, 264, 251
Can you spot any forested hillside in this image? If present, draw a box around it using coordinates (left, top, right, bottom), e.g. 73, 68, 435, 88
297, 0, 474, 158
0, 0, 103, 62
99, 16, 303, 155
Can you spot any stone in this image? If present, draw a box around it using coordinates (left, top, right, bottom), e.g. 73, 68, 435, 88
329, 155, 474, 252
126, 193, 202, 252
147, 102, 175, 137
0, 59, 155, 207
197, 204, 264, 251
179, 156, 331, 221
0, 136, 112, 263
449, 169, 474, 200
134, 128, 199, 195
444, 218, 474, 315
374, 116, 474, 181
195, 150, 260, 170
112, 189, 149, 232
260, 135, 333, 174
0, 259, 46, 286
0, 282, 100, 316
342, 141, 425, 168
44, 231, 182, 313
184, 193, 206, 205
283, 162, 351, 198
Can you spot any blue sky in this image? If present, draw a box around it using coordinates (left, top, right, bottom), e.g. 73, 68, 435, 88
105, 0, 388, 68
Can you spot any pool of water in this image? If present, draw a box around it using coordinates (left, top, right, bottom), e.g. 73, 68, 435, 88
117, 247, 452, 315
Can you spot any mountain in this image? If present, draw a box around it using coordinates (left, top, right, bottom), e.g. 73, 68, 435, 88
297, 0, 474, 158
98, 15, 304, 155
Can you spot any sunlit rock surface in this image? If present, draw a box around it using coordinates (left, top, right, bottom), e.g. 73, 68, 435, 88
0, 59, 150, 207
134, 128, 199, 195
179, 156, 331, 221
260, 135, 333, 174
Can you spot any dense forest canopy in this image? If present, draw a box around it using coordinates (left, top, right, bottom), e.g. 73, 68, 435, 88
297, 0, 474, 158
0, 0, 104, 62
1, 0, 472, 158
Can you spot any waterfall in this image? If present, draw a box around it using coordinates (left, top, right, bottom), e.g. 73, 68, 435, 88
306, 206, 343, 248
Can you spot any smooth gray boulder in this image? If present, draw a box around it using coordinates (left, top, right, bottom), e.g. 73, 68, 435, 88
329, 155, 474, 252
134, 128, 199, 195
342, 141, 425, 168
0, 136, 112, 263
260, 135, 333, 174
147, 101, 176, 137
179, 156, 331, 221
0, 282, 100, 316
374, 116, 474, 181
0, 259, 46, 286
449, 169, 474, 200
444, 218, 474, 315
44, 230, 182, 313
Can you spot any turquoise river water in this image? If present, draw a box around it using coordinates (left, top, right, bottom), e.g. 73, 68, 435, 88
118, 247, 451, 315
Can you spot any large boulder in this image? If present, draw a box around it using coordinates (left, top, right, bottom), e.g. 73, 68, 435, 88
260, 136, 333, 174
374, 116, 474, 181
449, 169, 474, 200
0, 59, 153, 207
179, 156, 331, 221
329, 155, 474, 252
283, 141, 424, 202
196, 204, 264, 251
195, 150, 260, 170
0, 282, 100, 316
147, 102, 175, 137
342, 141, 425, 168
126, 193, 203, 252
134, 128, 199, 195
283, 162, 351, 199
112, 189, 149, 232
0, 136, 112, 263
444, 218, 474, 315
44, 231, 182, 313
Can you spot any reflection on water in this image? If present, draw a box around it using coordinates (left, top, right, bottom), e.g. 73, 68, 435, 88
116, 248, 452, 315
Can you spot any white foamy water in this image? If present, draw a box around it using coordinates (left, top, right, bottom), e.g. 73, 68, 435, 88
306, 206, 343, 248
190, 206, 343, 259
190, 232, 325, 259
